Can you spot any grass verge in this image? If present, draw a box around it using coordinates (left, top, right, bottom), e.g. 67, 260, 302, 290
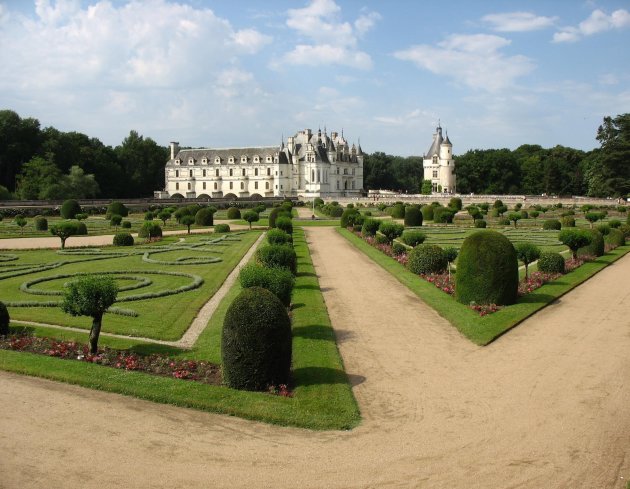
0, 228, 360, 430
339, 227, 630, 345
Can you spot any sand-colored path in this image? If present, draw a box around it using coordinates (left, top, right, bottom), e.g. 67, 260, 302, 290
1, 227, 630, 488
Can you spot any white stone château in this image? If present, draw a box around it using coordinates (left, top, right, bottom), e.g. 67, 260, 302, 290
423, 123, 456, 194
155, 128, 363, 199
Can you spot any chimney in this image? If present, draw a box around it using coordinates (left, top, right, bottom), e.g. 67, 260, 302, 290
170, 141, 179, 160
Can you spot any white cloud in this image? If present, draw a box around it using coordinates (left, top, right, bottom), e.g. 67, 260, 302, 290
482, 11, 557, 32
230, 29, 272, 54
598, 73, 619, 85
281, 0, 378, 69
553, 8, 630, 42
373, 108, 429, 126
394, 34, 535, 92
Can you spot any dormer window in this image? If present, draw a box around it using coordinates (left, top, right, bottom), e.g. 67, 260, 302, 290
215, 157, 221, 164
188, 158, 194, 165
432, 156, 438, 164
201, 158, 208, 165
228, 156, 234, 164
175, 159, 181, 165
241, 156, 247, 163
266, 156, 272, 163
254, 156, 259, 163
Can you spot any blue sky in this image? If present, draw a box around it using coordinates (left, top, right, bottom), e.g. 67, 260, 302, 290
1, 0, 629, 156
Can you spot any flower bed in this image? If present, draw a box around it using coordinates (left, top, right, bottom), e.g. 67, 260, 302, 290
517, 271, 562, 296
1, 333, 221, 384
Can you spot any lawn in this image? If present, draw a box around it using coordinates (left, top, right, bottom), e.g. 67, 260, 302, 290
339, 227, 630, 345
0, 227, 360, 430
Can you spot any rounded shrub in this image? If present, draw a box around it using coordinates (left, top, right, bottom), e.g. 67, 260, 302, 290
113, 232, 134, 246
214, 223, 230, 233
361, 218, 381, 237
144, 211, 154, 221
474, 219, 487, 228
609, 219, 621, 228
407, 245, 447, 275
122, 220, 131, 229
226, 207, 241, 219
520, 210, 528, 219
392, 242, 408, 256
340, 208, 360, 228
75, 222, 88, 235
455, 231, 518, 306
498, 217, 511, 226
0, 301, 9, 335
404, 206, 423, 227
378, 220, 404, 243
276, 216, 293, 235
400, 230, 426, 247
578, 229, 604, 257
106, 201, 128, 218
138, 222, 162, 239
268, 207, 280, 228
267, 228, 293, 246
605, 228, 625, 248
239, 264, 295, 307
35, 216, 48, 231
375, 234, 389, 245
60, 199, 82, 219
618, 224, 630, 238
561, 217, 576, 228
390, 203, 405, 219
195, 208, 214, 226
256, 244, 298, 275
433, 207, 454, 224
221, 287, 292, 391
449, 197, 463, 211
537, 252, 565, 274
421, 205, 434, 222
542, 219, 561, 230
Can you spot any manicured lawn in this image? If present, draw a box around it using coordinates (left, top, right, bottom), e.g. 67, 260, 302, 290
339, 227, 630, 345
0, 228, 360, 430
2, 232, 260, 340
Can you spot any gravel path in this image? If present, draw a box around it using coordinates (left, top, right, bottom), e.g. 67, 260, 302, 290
1, 227, 629, 488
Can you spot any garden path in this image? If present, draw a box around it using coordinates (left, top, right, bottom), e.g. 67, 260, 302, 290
1, 226, 629, 488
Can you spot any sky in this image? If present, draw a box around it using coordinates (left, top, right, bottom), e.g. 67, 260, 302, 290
0, 0, 629, 156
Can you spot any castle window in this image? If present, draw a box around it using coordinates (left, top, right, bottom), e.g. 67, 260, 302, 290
175, 159, 180, 165
242, 168, 246, 176
336, 181, 339, 190
241, 156, 247, 163
255, 182, 258, 190
267, 167, 271, 176
254, 156, 259, 163
352, 181, 355, 190
214, 182, 218, 190
215, 169, 219, 177
187, 182, 191, 190
202, 182, 206, 190
265, 182, 269, 190
312, 170, 315, 181
432, 156, 438, 164
202, 169, 206, 177
175, 182, 179, 190
266, 156, 272, 163
229, 169, 233, 177
255, 168, 258, 176
202, 158, 207, 165
189, 169, 193, 177
215, 157, 221, 164
228, 156, 234, 164
240, 182, 244, 190
175, 170, 179, 178
433, 170, 438, 178
229, 182, 233, 190
280, 171, 283, 176
188, 158, 194, 165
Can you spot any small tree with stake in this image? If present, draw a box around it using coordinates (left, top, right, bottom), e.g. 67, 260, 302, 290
50, 221, 79, 249
15, 216, 27, 235
181, 215, 195, 234
515, 243, 541, 279
62, 275, 118, 354
158, 210, 171, 226
243, 210, 259, 230
110, 214, 122, 231
443, 246, 458, 279
508, 212, 522, 228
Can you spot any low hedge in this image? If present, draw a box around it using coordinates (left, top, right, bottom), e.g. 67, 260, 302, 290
256, 244, 298, 275
239, 263, 294, 307
378, 221, 404, 243
34, 217, 48, 231
404, 206, 423, 226
214, 224, 230, 233
542, 219, 561, 230
361, 218, 381, 237
537, 251, 565, 274
138, 222, 162, 239
474, 220, 487, 228
407, 244, 447, 275
267, 228, 293, 245
400, 230, 426, 247
113, 233, 134, 247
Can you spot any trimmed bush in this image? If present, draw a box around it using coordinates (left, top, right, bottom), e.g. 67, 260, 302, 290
340, 208, 360, 228
561, 217, 576, 228
514, 242, 540, 278
404, 206, 423, 226
214, 223, 230, 233
542, 219, 561, 230
618, 224, 630, 238
113, 233, 134, 246
107, 201, 128, 218
498, 217, 511, 226
75, 213, 88, 221
267, 228, 293, 245
577, 229, 604, 257
110, 214, 122, 228
375, 234, 389, 245
493, 199, 504, 209
433, 207, 454, 224
60, 199, 82, 219
559, 228, 593, 259
242, 210, 260, 229
421, 205, 434, 221
138, 222, 162, 239
226, 207, 241, 219
605, 228, 625, 248
361, 218, 380, 237
390, 203, 405, 219
407, 244, 447, 275
455, 231, 518, 306
400, 230, 426, 247
0, 301, 9, 335
378, 220, 404, 243
144, 211, 154, 221
239, 264, 295, 307
268, 207, 280, 228
195, 208, 214, 226
276, 216, 293, 235
392, 242, 407, 255
537, 252, 565, 274
221, 287, 292, 391
520, 210, 528, 219
256, 244, 298, 275
76, 222, 88, 235
34, 216, 48, 231
474, 220, 487, 228
596, 223, 610, 235
122, 221, 131, 229
449, 197, 463, 211
609, 219, 622, 228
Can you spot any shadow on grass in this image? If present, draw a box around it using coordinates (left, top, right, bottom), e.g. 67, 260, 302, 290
293, 366, 361, 387
291, 302, 305, 310
517, 292, 556, 304
296, 271, 317, 278
293, 324, 336, 341
129, 343, 186, 357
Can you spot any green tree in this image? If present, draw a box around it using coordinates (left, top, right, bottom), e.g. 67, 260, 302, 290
158, 210, 171, 226
421, 179, 432, 195
15, 154, 61, 199
508, 212, 522, 228
243, 210, 260, 230
585, 212, 602, 228
15, 215, 27, 234
515, 243, 541, 279
50, 222, 79, 249
44, 166, 100, 199
444, 246, 458, 279
558, 229, 592, 260
61, 275, 118, 354
110, 214, 122, 231
181, 214, 195, 234
0, 110, 42, 192
115, 130, 168, 197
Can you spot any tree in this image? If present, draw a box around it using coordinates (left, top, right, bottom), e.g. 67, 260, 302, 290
158, 210, 171, 226
243, 210, 260, 230
467, 206, 482, 221
15, 215, 27, 234
181, 215, 195, 234
110, 214, 122, 231
443, 246, 458, 279
115, 130, 169, 197
50, 222, 79, 249
15, 154, 61, 199
44, 166, 100, 199
515, 243, 541, 279
508, 212, 522, 228
421, 179, 432, 195
0, 110, 42, 192
558, 229, 592, 260
585, 212, 602, 228
530, 211, 540, 220
61, 275, 118, 354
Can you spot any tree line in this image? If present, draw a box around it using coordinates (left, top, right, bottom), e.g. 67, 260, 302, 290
0, 110, 168, 199
1, 109, 628, 200
363, 113, 630, 198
